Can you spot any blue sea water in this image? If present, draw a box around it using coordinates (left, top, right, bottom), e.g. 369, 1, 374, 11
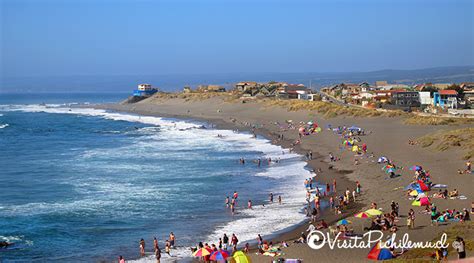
0, 94, 311, 262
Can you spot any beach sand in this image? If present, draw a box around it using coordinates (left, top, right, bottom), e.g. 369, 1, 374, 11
96, 95, 473, 262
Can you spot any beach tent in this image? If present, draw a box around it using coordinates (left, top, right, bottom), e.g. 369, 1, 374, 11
365, 209, 383, 216
367, 242, 394, 260
412, 197, 430, 206
232, 251, 251, 263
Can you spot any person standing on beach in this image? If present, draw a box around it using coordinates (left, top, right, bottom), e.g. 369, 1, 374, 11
278, 195, 282, 205
139, 238, 145, 257
153, 237, 159, 253
225, 196, 230, 208
169, 232, 175, 248
231, 234, 239, 251
164, 240, 171, 256
222, 234, 229, 250
155, 246, 161, 263
326, 183, 330, 194
248, 199, 252, 209
118, 255, 125, 263
407, 209, 415, 229
333, 179, 337, 193
233, 191, 239, 200
269, 193, 273, 203
452, 237, 466, 259
257, 234, 263, 250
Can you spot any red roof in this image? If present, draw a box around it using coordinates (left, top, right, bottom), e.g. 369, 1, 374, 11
439, 90, 458, 95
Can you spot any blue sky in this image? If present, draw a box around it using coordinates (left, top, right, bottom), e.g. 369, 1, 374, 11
1, 0, 473, 78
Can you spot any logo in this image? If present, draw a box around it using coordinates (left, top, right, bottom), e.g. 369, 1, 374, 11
307, 230, 449, 250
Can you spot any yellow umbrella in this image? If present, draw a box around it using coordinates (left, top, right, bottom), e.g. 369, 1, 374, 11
409, 190, 419, 196
365, 209, 383, 216
354, 212, 371, 218
233, 251, 250, 263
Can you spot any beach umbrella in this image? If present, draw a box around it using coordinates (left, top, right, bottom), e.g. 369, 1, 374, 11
367, 242, 394, 260
210, 250, 230, 261
337, 219, 352, 225
409, 190, 419, 196
352, 145, 359, 152
411, 200, 421, 206
315, 127, 322, 133
409, 165, 422, 171
233, 251, 250, 263
193, 247, 212, 257
417, 180, 430, 191
419, 197, 430, 206
354, 212, 371, 218
365, 209, 383, 216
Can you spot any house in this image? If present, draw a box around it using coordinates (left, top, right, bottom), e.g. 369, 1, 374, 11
375, 81, 388, 87
298, 93, 318, 101
183, 86, 192, 93
433, 90, 458, 109
276, 84, 310, 99
418, 91, 433, 106
391, 91, 421, 108
133, 84, 158, 97
235, 82, 258, 92
196, 85, 226, 92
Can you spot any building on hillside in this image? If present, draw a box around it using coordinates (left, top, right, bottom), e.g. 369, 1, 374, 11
391, 91, 420, 108
183, 86, 192, 93
276, 84, 310, 99
298, 93, 318, 101
133, 84, 158, 97
196, 85, 226, 92
433, 90, 458, 109
235, 82, 258, 92
418, 91, 433, 106
375, 80, 388, 87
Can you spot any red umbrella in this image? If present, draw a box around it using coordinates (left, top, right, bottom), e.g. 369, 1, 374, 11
192, 247, 212, 257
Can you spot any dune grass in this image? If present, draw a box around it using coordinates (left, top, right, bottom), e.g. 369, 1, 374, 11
417, 128, 474, 160
263, 99, 406, 119
150, 92, 233, 101
404, 115, 474, 126
392, 222, 474, 262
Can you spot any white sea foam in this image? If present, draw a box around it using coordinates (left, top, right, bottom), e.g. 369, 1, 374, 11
0, 124, 9, 129
4, 104, 311, 262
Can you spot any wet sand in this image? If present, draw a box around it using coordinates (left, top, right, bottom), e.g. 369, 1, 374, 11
95, 96, 473, 262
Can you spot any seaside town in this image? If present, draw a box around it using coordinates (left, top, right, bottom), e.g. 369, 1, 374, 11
132, 81, 474, 116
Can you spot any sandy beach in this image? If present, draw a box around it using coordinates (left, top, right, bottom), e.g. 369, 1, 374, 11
96, 95, 473, 262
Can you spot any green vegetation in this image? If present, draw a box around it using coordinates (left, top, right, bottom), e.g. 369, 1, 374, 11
393, 222, 474, 262
263, 99, 406, 119
404, 116, 474, 126
417, 128, 474, 159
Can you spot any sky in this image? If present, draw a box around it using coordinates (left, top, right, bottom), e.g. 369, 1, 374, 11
1, 0, 473, 78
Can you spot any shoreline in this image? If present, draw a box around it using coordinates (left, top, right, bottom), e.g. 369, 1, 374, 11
92, 102, 366, 260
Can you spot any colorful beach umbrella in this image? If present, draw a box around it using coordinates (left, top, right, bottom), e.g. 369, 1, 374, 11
233, 251, 250, 263
367, 242, 394, 260
210, 250, 230, 261
354, 212, 371, 218
417, 180, 430, 191
409, 165, 422, 171
409, 190, 420, 196
192, 247, 212, 257
337, 219, 352, 225
365, 209, 383, 216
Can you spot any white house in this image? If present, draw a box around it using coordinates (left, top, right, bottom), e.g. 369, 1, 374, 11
419, 92, 432, 105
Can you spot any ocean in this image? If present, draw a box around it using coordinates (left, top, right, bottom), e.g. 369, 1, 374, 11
0, 94, 313, 262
